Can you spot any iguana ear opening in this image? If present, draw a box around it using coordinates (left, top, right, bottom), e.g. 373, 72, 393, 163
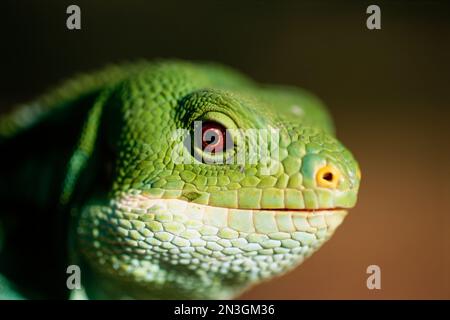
60, 90, 112, 205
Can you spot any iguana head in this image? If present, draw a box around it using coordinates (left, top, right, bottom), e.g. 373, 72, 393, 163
76, 61, 361, 299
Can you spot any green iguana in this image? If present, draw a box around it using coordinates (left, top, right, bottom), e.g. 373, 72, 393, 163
0, 60, 361, 299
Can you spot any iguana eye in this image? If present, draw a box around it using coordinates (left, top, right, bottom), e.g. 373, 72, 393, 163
191, 116, 237, 164
201, 121, 226, 153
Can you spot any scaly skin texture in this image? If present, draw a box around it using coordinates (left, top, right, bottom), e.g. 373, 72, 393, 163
0, 61, 360, 299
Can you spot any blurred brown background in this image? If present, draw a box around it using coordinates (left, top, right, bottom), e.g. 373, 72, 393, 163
1, 0, 449, 299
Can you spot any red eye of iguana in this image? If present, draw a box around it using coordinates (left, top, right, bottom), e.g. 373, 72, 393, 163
201, 121, 226, 153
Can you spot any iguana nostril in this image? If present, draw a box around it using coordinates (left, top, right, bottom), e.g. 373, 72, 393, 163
323, 172, 333, 181
316, 165, 341, 188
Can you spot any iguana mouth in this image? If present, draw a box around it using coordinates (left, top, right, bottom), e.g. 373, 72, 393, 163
258, 207, 349, 212
114, 193, 348, 235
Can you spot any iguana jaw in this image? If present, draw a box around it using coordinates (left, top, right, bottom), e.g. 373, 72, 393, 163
114, 194, 348, 234
252, 207, 351, 212
77, 193, 348, 299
